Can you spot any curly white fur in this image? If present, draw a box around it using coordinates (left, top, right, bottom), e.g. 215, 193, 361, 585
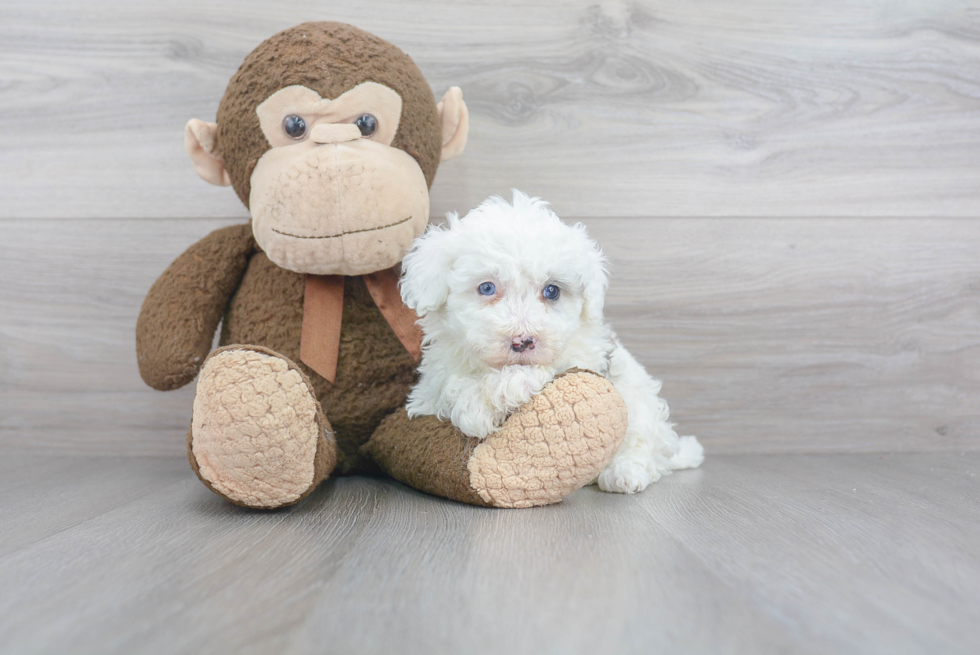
400, 191, 704, 494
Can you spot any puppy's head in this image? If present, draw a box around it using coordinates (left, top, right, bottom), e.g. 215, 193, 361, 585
401, 190, 608, 369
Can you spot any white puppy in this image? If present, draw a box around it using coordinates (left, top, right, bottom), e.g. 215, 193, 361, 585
399, 191, 703, 494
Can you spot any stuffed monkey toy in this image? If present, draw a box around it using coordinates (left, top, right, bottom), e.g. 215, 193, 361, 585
136, 22, 627, 509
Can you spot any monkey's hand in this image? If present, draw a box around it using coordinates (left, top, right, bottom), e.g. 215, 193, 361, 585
136, 223, 256, 391
367, 370, 629, 508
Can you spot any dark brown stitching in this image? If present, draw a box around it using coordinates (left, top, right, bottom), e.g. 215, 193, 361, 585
271, 215, 413, 240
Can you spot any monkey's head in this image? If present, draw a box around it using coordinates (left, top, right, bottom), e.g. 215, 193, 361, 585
185, 22, 468, 276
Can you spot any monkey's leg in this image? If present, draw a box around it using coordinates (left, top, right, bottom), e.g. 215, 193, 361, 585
364, 370, 628, 508
187, 345, 337, 509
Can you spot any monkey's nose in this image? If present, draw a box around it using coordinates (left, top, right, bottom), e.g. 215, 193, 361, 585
510, 336, 537, 353
310, 123, 362, 145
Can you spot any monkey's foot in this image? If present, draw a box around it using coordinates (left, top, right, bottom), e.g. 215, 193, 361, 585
188, 345, 336, 509
366, 370, 628, 508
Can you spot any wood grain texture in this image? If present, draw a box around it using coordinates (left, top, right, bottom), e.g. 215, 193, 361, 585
1, 217, 977, 455
0, 453, 977, 654
1, 0, 979, 219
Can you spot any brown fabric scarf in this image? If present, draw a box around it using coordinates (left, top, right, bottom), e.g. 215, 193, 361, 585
299, 266, 422, 383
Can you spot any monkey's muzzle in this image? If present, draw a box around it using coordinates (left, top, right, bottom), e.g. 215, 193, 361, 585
248, 140, 430, 276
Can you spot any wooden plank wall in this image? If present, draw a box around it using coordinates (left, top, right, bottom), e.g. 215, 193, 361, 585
1, 0, 978, 455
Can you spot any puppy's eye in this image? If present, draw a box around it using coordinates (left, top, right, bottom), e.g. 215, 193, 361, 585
478, 282, 496, 296
543, 284, 560, 300
355, 114, 378, 137
283, 115, 308, 140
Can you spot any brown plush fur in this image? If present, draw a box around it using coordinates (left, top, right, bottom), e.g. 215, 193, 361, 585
216, 21, 442, 205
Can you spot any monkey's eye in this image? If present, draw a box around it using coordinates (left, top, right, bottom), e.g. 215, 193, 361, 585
478, 282, 496, 296
543, 284, 560, 300
282, 115, 307, 140
355, 114, 378, 137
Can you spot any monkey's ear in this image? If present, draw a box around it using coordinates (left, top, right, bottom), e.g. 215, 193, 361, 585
436, 87, 469, 162
185, 119, 232, 186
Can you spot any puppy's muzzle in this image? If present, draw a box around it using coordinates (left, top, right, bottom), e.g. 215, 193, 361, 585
510, 336, 537, 353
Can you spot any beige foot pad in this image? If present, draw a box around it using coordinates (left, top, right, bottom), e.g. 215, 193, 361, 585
189, 345, 336, 509
468, 371, 628, 508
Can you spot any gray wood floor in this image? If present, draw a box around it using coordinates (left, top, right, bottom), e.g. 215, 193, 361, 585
0, 453, 977, 655
2, 1, 979, 653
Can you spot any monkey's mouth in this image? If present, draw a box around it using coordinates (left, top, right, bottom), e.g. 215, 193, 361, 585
271, 216, 413, 240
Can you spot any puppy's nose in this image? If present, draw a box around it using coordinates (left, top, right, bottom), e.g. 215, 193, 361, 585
510, 336, 536, 353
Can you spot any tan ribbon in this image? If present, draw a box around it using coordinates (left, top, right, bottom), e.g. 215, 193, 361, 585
300, 275, 345, 383
363, 267, 424, 362
300, 268, 422, 383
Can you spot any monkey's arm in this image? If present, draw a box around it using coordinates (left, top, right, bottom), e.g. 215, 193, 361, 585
136, 223, 256, 391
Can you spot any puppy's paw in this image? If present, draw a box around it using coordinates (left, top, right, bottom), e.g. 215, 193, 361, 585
597, 456, 659, 494
453, 407, 499, 440
491, 365, 553, 410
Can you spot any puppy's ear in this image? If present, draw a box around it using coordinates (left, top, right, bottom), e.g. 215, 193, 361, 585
400, 217, 457, 315
582, 261, 609, 323
576, 225, 609, 323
